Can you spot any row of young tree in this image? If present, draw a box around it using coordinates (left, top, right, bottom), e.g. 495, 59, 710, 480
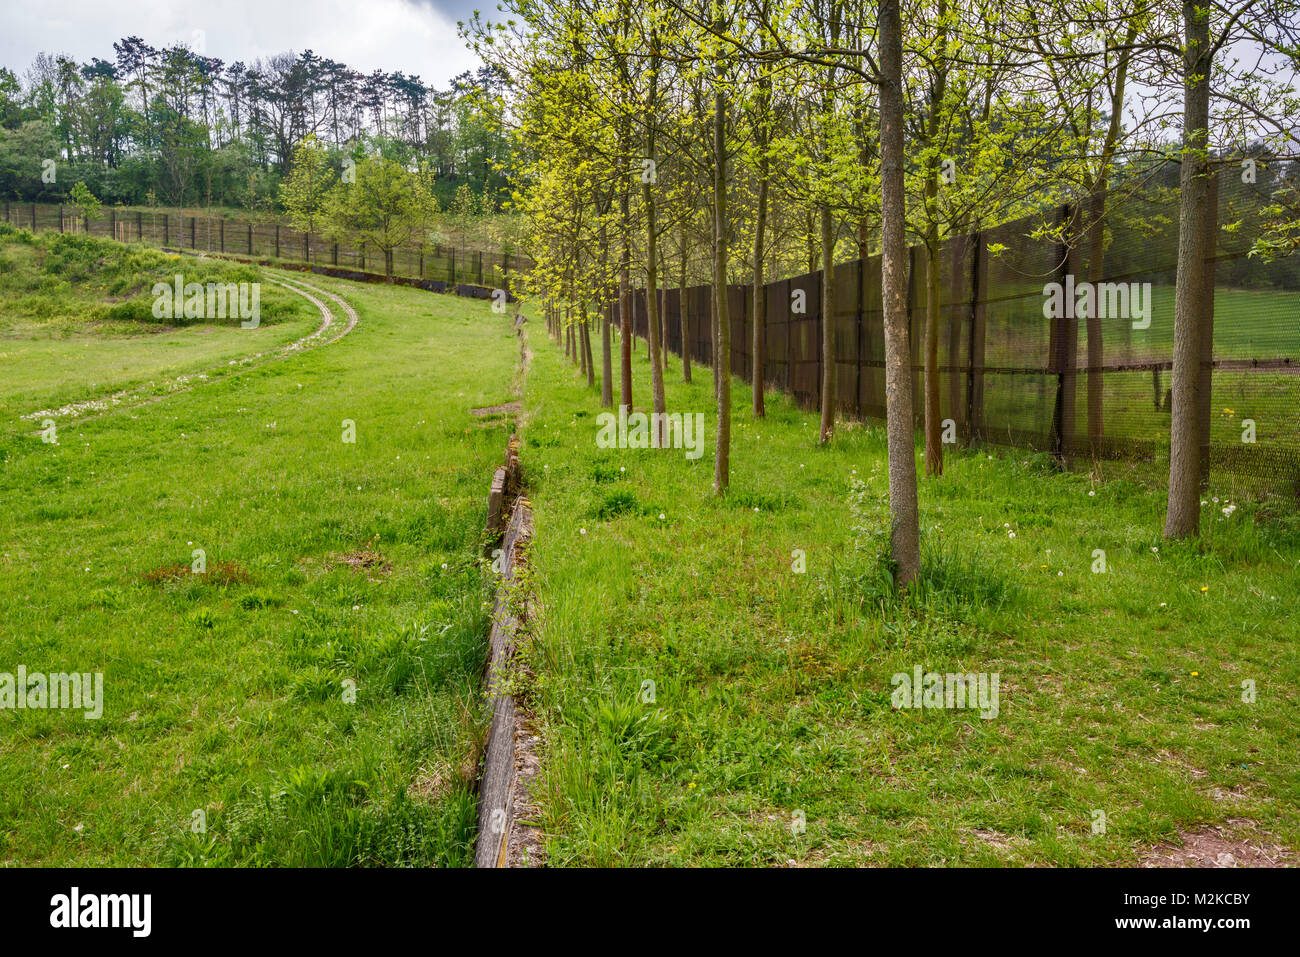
470, 0, 1300, 587
0, 40, 512, 212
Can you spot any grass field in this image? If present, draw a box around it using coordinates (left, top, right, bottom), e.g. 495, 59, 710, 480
4, 225, 1298, 868
517, 321, 1300, 866
0, 227, 323, 430
0, 231, 521, 865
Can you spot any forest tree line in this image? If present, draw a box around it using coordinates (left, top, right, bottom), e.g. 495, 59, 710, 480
0, 40, 513, 214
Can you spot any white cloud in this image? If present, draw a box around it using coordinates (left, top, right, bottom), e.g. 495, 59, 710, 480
0, 0, 482, 87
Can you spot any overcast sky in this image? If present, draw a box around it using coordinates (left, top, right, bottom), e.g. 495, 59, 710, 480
0, 0, 496, 88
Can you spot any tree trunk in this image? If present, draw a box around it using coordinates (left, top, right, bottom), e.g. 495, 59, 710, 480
921, 2, 948, 476
879, 0, 921, 587
924, 237, 942, 475
600, 221, 614, 406
681, 223, 692, 384
644, 109, 667, 445
712, 207, 721, 403
752, 52, 771, 417
578, 305, 588, 378
659, 259, 668, 380
1164, 0, 1214, 539
619, 194, 633, 412
713, 86, 731, 494
602, 297, 614, 405
753, 175, 768, 417
819, 204, 836, 443
583, 311, 595, 388
1087, 187, 1106, 465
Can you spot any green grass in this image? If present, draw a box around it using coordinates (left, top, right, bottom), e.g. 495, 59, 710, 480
518, 321, 1300, 866
0, 225, 321, 428
5, 225, 1298, 868
0, 234, 522, 865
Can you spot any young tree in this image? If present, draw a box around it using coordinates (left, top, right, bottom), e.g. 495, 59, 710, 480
1159, 0, 1300, 537
879, 0, 921, 586
279, 134, 337, 234
68, 181, 102, 229
325, 155, 438, 278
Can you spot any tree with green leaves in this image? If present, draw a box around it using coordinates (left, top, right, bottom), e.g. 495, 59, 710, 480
279, 135, 336, 234
324, 155, 439, 278
68, 181, 101, 229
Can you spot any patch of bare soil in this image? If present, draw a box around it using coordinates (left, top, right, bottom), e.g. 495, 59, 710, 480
327, 548, 391, 576
1141, 819, 1298, 868
143, 560, 250, 586
970, 829, 1029, 854
470, 401, 521, 417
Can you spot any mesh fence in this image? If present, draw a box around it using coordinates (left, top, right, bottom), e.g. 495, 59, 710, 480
2, 200, 528, 293
627, 164, 1300, 491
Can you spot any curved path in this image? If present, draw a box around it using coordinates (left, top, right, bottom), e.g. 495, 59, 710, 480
23, 272, 361, 430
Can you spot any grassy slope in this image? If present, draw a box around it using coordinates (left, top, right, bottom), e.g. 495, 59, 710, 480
0, 228, 320, 429
0, 261, 520, 865
519, 322, 1300, 866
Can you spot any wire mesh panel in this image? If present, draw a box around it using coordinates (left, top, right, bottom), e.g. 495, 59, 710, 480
730, 285, 749, 380
830, 259, 859, 416
664, 287, 682, 357
859, 252, 886, 421
765, 278, 791, 392
788, 270, 822, 410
